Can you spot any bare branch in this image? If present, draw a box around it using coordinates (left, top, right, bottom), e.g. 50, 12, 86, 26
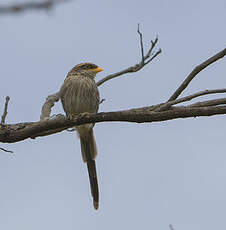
169, 224, 175, 230
1, 96, 10, 124
0, 147, 13, 153
0, 0, 70, 14
168, 48, 226, 101
2, 104, 226, 143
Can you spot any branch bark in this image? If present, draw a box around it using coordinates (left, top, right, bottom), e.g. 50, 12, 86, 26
1, 104, 226, 143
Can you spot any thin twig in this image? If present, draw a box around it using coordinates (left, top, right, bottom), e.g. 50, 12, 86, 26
137, 23, 145, 64
169, 224, 175, 230
96, 47, 161, 86
155, 88, 226, 111
188, 97, 226, 108
144, 48, 162, 66
0, 147, 13, 153
168, 48, 226, 101
1, 96, 10, 124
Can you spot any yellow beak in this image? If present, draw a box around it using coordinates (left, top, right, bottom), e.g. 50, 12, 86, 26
92, 67, 104, 73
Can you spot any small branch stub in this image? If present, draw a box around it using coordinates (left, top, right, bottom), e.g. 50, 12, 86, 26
1, 96, 10, 124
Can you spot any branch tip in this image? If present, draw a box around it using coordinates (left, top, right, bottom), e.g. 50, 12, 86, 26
0, 147, 13, 153
137, 23, 145, 64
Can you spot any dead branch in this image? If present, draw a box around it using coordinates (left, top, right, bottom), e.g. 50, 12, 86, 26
1, 96, 10, 124
0, 0, 70, 14
1, 104, 226, 143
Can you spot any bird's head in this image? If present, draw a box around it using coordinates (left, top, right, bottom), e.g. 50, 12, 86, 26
69, 63, 104, 78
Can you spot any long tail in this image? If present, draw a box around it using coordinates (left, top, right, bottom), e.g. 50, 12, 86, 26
80, 128, 99, 210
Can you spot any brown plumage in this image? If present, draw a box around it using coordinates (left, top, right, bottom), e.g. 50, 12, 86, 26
60, 62, 103, 210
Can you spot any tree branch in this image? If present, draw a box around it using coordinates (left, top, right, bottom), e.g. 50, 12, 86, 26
1, 104, 226, 143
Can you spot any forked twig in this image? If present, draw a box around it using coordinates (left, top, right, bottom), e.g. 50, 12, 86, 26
96, 25, 161, 86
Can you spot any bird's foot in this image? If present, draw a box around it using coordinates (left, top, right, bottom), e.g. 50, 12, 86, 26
78, 112, 90, 119
67, 114, 76, 120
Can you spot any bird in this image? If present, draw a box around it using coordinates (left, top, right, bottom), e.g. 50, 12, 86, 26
60, 62, 103, 210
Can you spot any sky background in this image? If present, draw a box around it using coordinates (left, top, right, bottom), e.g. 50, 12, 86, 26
0, 0, 226, 229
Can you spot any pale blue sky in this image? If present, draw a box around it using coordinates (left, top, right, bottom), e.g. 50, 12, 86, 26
0, 0, 226, 229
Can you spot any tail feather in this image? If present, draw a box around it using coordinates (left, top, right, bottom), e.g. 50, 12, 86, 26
86, 159, 99, 209
80, 129, 99, 210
